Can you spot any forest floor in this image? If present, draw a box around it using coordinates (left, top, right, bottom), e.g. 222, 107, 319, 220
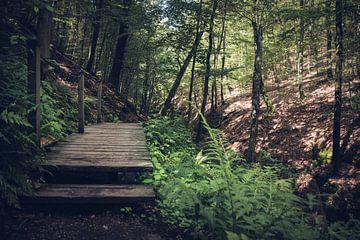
1, 204, 186, 240
217, 70, 360, 220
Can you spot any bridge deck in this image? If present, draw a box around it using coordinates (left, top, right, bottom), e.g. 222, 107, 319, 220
45, 122, 153, 172
31, 122, 154, 203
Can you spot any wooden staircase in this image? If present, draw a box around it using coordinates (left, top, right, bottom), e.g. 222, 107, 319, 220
29, 123, 154, 204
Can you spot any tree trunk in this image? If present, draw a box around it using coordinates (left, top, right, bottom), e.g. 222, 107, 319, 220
326, 0, 333, 80
108, 0, 130, 91
332, 0, 344, 175
141, 58, 150, 115
37, 4, 53, 76
297, 0, 305, 99
95, 23, 109, 75
188, 0, 203, 121
86, 0, 104, 74
196, 0, 217, 142
220, 1, 227, 105
161, 30, 204, 115
246, 21, 263, 163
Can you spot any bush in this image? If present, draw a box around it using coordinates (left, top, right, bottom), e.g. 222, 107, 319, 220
0, 55, 41, 207
144, 116, 319, 239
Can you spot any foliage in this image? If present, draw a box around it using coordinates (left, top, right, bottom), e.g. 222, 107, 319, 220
144, 116, 319, 239
0, 55, 41, 207
312, 145, 332, 167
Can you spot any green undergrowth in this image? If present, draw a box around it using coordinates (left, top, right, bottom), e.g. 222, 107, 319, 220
143, 116, 360, 240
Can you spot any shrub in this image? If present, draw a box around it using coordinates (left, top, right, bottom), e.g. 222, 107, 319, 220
144, 116, 319, 239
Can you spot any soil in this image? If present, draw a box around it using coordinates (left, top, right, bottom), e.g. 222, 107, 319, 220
217, 70, 360, 219
1, 204, 187, 240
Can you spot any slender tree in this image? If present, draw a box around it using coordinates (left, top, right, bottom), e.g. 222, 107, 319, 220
196, 0, 217, 141
86, 0, 104, 74
188, 0, 203, 121
246, 20, 263, 162
332, 0, 344, 175
297, 0, 305, 99
326, 0, 333, 80
37, 2, 53, 76
160, 30, 203, 115
108, 0, 130, 91
219, 0, 227, 106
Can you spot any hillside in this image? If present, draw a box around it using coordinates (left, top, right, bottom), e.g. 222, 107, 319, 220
219, 71, 360, 219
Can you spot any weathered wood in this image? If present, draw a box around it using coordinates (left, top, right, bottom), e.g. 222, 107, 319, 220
43, 123, 152, 173
30, 123, 154, 204
78, 73, 85, 133
55, 142, 148, 147
31, 184, 154, 203
27, 39, 41, 145
44, 160, 153, 172
50, 146, 148, 151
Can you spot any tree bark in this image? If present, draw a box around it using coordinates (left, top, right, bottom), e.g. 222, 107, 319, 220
108, 0, 130, 91
188, 0, 203, 121
326, 0, 333, 80
220, 1, 227, 106
297, 0, 305, 99
332, 0, 344, 175
86, 0, 104, 74
161, 30, 203, 115
37, 3, 53, 77
246, 21, 263, 163
196, 0, 217, 141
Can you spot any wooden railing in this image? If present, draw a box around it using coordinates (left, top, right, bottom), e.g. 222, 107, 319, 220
27, 39, 103, 145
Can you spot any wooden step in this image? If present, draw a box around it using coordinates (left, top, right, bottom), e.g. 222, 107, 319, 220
28, 184, 155, 203
43, 159, 153, 172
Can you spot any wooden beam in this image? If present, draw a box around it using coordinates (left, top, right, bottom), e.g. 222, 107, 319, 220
78, 72, 85, 133
27, 39, 41, 145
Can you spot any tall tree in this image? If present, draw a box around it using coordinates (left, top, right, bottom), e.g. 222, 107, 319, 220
242, 0, 277, 162
160, 30, 203, 115
108, 0, 130, 91
86, 0, 104, 74
196, 0, 217, 141
188, 0, 203, 121
297, 0, 305, 99
37, 2, 53, 75
219, 0, 228, 106
326, 0, 333, 80
332, 0, 344, 175
246, 19, 263, 162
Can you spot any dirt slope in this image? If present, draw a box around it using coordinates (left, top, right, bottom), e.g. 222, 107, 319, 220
219, 71, 360, 219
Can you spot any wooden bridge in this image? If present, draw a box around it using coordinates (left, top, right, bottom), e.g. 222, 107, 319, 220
32, 122, 154, 203
27, 48, 154, 203
25, 48, 154, 204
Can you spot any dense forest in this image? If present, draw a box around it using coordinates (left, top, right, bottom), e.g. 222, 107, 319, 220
1, 0, 360, 239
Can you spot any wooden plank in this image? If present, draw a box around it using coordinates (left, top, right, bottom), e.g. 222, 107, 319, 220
49, 146, 148, 152
46, 152, 150, 158
67, 134, 145, 141
66, 134, 146, 138
63, 138, 147, 142
54, 142, 148, 147
43, 160, 153, 172
30, 184, 154, 203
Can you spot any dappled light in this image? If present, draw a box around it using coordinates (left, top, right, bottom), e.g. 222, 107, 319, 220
1, 0, 360, 239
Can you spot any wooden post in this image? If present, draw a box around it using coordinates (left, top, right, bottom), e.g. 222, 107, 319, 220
78, 72, 85, 133
27, 39, 41, 145
97, 80, 103, 123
